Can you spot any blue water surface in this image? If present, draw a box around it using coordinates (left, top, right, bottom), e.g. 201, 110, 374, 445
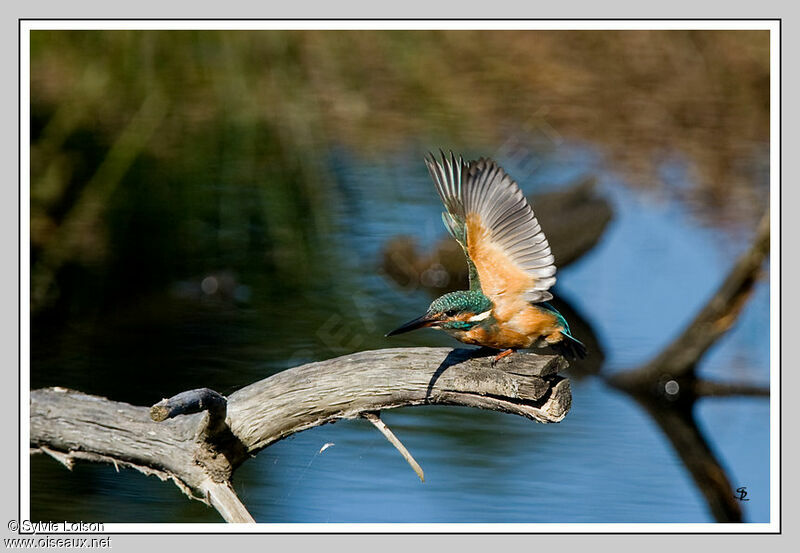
30, 144, 771, 524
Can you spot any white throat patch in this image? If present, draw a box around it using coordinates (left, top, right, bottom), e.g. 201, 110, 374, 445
467, 310, 492, 322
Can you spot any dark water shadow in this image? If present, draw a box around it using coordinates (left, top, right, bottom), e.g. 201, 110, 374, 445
620, 385, 746, 522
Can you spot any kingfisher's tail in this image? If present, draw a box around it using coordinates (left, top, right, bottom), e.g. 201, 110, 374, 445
538, 301, 587, 360
550, 332, 587, 360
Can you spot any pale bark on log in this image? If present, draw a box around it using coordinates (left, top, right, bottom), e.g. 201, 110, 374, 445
30, 348, 570, 522
226, 347, 569, 452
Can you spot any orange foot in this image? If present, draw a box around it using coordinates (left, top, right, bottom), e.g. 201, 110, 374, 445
492, 348, 515, 366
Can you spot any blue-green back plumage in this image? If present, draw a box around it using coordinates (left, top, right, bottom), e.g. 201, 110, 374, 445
538, 302, 571, 335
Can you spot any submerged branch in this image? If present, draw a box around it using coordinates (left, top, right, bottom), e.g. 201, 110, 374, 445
609, 211, 770, 393
605, 210, 770, 522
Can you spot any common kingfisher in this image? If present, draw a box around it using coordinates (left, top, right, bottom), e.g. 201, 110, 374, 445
387, 151, 586, 361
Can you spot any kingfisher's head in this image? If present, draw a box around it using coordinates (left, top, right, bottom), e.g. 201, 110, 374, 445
386, 291, 493, 336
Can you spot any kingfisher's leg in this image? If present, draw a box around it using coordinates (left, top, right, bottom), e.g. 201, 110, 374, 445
492, 348, 515, 365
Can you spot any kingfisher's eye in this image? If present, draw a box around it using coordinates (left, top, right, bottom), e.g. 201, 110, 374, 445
445, 309, 459, 317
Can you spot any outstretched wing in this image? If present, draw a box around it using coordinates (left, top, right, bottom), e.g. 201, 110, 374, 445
425, 152, 482, 291
425, 151, 556, 303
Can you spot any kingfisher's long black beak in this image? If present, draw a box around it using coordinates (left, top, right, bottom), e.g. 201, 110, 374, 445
386, 314, 436, 337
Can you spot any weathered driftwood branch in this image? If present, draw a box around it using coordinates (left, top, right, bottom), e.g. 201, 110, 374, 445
30, 387, 254, 523
30, 348, 570, 522
225, 347, 569, 453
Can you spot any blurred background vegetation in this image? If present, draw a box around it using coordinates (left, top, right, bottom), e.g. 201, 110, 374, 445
29, 29, 771, 523
31, 30, 768, 315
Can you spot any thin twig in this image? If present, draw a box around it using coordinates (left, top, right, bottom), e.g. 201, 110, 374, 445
199, 479, 256, 523
362, 412, 425, 483
39, 446, 74, 471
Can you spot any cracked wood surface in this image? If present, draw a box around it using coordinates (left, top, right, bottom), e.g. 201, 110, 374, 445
226, 347, 569, 452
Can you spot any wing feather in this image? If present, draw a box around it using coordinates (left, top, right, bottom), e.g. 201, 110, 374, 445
425, 151, 557, 303
426, 152, 483, 290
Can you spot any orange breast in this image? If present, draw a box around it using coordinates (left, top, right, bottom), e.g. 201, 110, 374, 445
461, 325, 531, 349
461, 302, 562, 349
